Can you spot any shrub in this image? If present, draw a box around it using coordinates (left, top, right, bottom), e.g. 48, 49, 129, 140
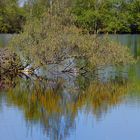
9, 7, 134, 71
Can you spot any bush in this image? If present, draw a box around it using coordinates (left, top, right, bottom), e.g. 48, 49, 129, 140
9, 7, 134, 71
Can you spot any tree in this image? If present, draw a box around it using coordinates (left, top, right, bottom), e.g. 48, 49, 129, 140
0, 0, 25, 33
73, 0, 140, 33
73, 0, 107, 33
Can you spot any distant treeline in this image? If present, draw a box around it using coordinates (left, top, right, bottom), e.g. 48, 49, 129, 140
73, 0, 140, 33
0, 0, 140, 33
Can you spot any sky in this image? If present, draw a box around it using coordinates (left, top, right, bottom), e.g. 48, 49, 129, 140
18, 0, 27, 7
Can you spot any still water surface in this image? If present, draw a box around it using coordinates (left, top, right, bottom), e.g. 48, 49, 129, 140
0, 34, 140, 140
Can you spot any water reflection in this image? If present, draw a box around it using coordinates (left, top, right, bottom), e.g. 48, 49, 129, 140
0, 34, 140, 140
110, 34, 140, 58
0, 68, 132, 140
0, 34, 12, 48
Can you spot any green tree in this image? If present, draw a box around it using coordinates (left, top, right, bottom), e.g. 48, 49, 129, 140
0, 0, 25, 33
73, 0, 140, 33
73, 0, 108, 33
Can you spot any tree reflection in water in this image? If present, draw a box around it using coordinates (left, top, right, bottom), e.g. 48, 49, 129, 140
0, 67, 133, 140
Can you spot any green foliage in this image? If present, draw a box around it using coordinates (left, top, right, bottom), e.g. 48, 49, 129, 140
0, 0, 139, 33
0, 0, 25, 33
23, 0, 50, 19
73, 0, 140, 33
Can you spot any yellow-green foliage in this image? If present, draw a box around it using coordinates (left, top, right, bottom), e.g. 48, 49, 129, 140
10, 6, 134, 69
0, 48, 22, 74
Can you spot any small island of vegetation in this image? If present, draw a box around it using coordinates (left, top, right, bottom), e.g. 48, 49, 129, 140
0, 0, 137, 76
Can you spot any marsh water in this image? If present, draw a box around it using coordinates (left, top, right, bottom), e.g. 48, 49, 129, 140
0, 34, 140, 140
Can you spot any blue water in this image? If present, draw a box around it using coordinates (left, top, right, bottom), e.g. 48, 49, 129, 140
0, 34, 140, 140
